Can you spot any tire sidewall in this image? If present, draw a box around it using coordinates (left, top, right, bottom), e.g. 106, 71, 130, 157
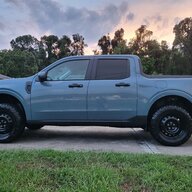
151, 105, 192, 146
0, 103, 25, 143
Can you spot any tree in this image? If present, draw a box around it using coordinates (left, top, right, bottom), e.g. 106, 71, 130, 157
113, 42, 130, 54
10, 35, 40, 52
10, 35, 46, 71
167, 50, 190, 75
41, 35, 59, 64
36, 41, 47, 70
98, 29, 129, 54
112, 28, 130, 54
173, 17, 192, 59
129, 25, 153, 56
71, 34, 87, 55
93, 49, 100, 55
172, 17, 192, 74
98, 34, 111, 54
111, 28, 126, 49
128, 26, 173, 74
158, 41, 171, 74
57, 35, 71, 58
0, 49, 38, 77
2, 33, 89, 77
128, 25, 159, 74
141, 57, 156, 74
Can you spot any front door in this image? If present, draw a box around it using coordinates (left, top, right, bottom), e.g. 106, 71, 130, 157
31, 59, 90, 121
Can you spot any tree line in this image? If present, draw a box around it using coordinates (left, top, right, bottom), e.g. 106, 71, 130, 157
96, 17, 192, 75
0, 34, 87, 77
0, 17, 191, 77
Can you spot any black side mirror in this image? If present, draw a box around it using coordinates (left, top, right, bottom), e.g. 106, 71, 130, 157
38, 71, 47, 82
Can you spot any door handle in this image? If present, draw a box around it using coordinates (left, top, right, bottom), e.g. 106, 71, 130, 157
115, 82, 130, 87
68, 83, 83, 88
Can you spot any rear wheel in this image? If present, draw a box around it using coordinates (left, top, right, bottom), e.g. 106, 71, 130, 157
150, 105, 192, 146
0, 103, 25, 143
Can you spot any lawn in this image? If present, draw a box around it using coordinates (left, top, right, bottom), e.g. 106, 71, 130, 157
0, 150, 191, 192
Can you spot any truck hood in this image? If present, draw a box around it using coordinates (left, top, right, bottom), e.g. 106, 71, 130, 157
0, 75, 35, 91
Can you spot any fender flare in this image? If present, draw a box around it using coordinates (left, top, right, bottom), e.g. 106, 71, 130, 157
147, 89, 192, 114
0, 89, 30, 120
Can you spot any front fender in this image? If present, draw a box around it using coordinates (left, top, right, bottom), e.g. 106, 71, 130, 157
0, 89, 31, 120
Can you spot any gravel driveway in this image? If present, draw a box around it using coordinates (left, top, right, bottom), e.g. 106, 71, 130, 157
1, 126, 192, 156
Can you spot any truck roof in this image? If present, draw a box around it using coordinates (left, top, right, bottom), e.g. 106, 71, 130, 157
59, 54, 140, 61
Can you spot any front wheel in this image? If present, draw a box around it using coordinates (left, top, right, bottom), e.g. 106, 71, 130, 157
150, 105, 192, 146
0, 103, 25, 143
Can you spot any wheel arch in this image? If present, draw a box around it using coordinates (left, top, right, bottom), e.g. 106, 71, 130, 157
147, 93, 192, 130
0, 93, 27, 122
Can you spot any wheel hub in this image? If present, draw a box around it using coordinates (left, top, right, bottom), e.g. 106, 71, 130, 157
160, 116, 181, 137
0, 113, 13, 133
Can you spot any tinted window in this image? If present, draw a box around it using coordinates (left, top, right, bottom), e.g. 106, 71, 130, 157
47, 60, 89, 81
95, 59, 129, 80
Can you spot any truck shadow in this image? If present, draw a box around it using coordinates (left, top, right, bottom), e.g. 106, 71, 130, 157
23, 127, 152, 142
20, 126, 192, 148
1, 127, 192, 154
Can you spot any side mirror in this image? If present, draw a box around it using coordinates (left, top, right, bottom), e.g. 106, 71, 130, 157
38, 71, 47, 82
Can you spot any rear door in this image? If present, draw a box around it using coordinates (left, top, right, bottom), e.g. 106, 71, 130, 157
87, 57, 137, 121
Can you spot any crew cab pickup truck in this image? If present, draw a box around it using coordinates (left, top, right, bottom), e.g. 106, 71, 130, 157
0, 55, 192, 146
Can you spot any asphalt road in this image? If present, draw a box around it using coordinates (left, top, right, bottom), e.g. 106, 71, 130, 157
1, 126, 192, 156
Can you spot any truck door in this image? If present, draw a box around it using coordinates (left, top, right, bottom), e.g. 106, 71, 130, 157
31, 59, 91, 121
87, 58, 137, 121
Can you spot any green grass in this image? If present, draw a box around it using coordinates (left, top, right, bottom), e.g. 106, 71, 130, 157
0, 150, 192, 192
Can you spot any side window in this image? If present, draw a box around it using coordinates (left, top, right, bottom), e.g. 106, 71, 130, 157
95, 59, 130, 80
47, 60, 89, 81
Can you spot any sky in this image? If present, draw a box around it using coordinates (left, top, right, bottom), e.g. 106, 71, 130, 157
0, 0, 192, 54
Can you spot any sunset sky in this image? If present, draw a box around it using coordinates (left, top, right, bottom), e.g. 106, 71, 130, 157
0, 0, 192, 54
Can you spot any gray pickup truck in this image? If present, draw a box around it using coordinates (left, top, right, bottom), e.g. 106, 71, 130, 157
0, 55, 192, 146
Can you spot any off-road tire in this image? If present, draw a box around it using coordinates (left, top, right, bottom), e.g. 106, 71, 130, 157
0, 103, 25, 143
150, 105, 192, 146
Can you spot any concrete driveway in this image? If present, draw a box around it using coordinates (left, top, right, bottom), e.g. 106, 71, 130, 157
1, 126, 192, 156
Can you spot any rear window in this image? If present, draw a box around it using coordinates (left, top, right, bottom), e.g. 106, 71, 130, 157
95, 59, 130, 80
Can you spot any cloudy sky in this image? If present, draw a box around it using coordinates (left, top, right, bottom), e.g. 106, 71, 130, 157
0, 0, 192, 54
